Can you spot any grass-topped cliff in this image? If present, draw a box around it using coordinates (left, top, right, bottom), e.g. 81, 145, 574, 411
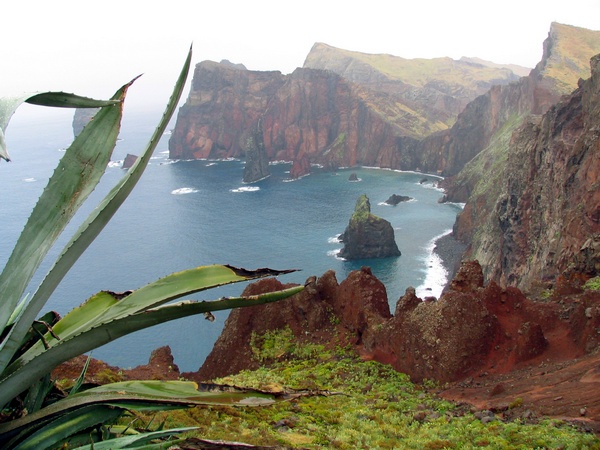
303, 42, 523, 136
304, 42, 524, 89
537, 22, 600, 94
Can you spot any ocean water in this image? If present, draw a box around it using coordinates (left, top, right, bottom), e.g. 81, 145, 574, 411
1, 106, 462, 371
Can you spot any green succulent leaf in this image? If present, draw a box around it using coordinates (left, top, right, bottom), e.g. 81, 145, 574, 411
0, 85, 128, 342
0, 277, 302, 407
0, 92, 119, 162
70, 427, 197, 450
0, 48, 193, 378
4, 404, 124, 450
25, 92, 120, 109
0, 379, 279, 447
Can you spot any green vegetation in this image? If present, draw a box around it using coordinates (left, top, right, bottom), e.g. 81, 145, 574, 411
0, 47, 301, 449
331, 131, 347, 148
350, 194, 372, 223
584, 276, 600, 291
142, 329, 600, 449
543, 23, 600, 94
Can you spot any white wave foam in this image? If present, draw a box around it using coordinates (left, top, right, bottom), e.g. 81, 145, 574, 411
328, 235, 342, 244
327, 249, 345, 260
23, 177, 36, 182
206, 162, 217, 167
378, 198, 416, 207
108, 160, 122, 168
160, 150, 169, 154
415, 229, 453, 299
171, 187, 198, 195
418, 182, 445, 193
230, 186, 260, 193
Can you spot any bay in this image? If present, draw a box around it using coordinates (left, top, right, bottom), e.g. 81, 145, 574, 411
1, 106, 462, 372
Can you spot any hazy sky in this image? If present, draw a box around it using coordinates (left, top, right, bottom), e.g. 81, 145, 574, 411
3, 0, 600, 112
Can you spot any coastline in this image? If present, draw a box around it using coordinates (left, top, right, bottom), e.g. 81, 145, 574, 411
433, 232, 467, 285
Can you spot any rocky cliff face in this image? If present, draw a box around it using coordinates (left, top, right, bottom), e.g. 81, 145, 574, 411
169, 60, 285, 161
453, 54, 600, 291
338, 194, 401, 260
169, 63, 404, 175
169, 46, 523, 177
170, 24, 598, 180
417, 23, 600, 177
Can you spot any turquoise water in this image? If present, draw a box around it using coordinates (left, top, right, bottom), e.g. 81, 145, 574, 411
1, 107, 461, 371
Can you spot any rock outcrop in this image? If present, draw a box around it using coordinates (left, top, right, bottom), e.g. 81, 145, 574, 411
384, 194, 412, 205
122, 153, 138, 170
338, 194, 401, 260
195, 261, 600, 384
242, 122, 270, 183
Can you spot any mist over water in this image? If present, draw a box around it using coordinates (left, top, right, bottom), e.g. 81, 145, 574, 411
1, 110, 462, 372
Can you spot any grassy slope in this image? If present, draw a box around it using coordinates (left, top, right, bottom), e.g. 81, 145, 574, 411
306, 44, 517, 88
542, 23, 600, 94
139, 329, 599, 449
304, 43, 522, 138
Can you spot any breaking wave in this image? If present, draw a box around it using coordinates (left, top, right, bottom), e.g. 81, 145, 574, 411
171, 187, 198, 195
230, 186, 260, 193
415, 229, 453, 299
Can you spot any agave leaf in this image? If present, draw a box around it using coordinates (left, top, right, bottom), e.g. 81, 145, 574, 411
2, 404, 124, 450
17, 265, 296, 364
0, 85, 127, 341
0, 47, 193, 378
0, 284, 303, 407
0, 380, 279, 440
21, 373, 53, 415
25, 92, 120, 109
69, 354, 93, 396
70, 427, 198, 450
0, 92, 119, 162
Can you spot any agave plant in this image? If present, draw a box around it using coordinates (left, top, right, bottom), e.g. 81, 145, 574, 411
0, 46, 302, 449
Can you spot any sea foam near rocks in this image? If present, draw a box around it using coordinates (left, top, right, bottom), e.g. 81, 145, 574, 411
230, 186, 260, 193
415, 229, 452, 299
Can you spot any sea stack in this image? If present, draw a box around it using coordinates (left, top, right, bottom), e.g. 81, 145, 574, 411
242, 122, 270, 183
338, 194, 401, 259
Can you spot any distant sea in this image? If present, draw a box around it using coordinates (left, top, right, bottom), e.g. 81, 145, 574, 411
1, 106, 463, 372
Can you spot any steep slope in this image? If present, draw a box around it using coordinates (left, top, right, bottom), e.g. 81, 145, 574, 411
304, 42, 522, 134
452, 54, 600, 292
415, 23, 600, 176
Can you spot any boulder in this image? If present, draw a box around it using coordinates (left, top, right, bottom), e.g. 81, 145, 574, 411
384, 194, 412, 205
338, 194, 401, 260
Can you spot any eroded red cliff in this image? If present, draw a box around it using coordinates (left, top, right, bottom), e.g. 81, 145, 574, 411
194, 261, 599, 385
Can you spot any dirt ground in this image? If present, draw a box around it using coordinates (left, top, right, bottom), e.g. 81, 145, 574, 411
438, 350, 600, 433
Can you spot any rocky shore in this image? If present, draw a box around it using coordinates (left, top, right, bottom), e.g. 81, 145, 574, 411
433, 232, 467, 282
